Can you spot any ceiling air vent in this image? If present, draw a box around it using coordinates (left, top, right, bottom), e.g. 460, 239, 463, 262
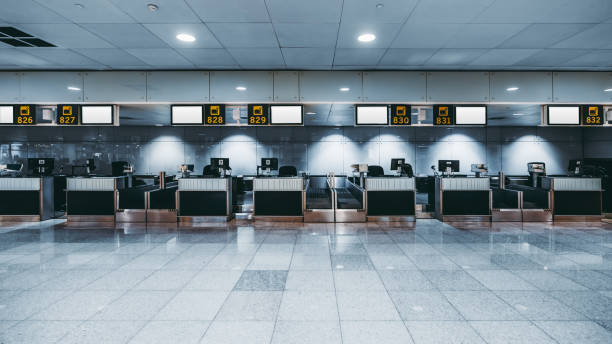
0, 27, 55, 47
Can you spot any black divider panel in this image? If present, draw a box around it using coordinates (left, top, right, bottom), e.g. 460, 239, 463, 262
367, 191, 415, 216
492, 189, 520, 209
67, 191, 114, 215
0, 191, 40, 215
149, 189, 176, 209
306, 188, 332, 209
118, 189, 146, 209
554, 191, 602, 215
179, 191, 226, 216
336, 188, 362, 209
255, 191, 302, 216
508, 185, 549, 209
443, 191, 489, 215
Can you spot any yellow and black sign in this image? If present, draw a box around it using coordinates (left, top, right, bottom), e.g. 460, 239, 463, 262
390, 105, 411, 125
581, 105, 603, 125
248, 104, 268, 125
205, 104, 225, 125
57, 104, 78, 125
14, 105, 36, 125
433, 105, 454, 126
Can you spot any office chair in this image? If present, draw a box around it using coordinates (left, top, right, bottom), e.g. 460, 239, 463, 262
279, 165, 298, 177
368, 165, 384, 177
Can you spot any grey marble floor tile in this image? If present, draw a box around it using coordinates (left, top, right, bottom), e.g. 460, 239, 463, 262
555, 269, 612, 290
337, 291, 401, 320
155, 291, 229, 321
467, 270, 538, 290
31, 268, 112, 291
443, 291, 524, 321
549, 291, 612, 320
334, 270, 385, 291
129, 320, 209, 344
184, 270, 243, 290
271, 321, 342, 344
134, 270, 198, 290
422, 270, 487, 291
512, 270, 589, 291
216, 291, 282, 321
370, 255, 418, 270
470, 321, 557, 344
247, 255, 292, 270
119, 254, 175, 270
378, 270, 435, 291
408, 255, 459, 270
93, 290, 175, 320
405, 320, 486, 344
200, 320, 275, 344
278, 291, 339, 320
82, 269, 155, 290
204, 255, 252, 270
495, 291, 587, 320
331, 255, 374, 271
31, 290, 123, 321
389, 291, 463, 321
285, 270, 335, 290
59, 320, 147, 344
341, 321, 414, 344
0, 320, 81, 344
233, 270, 288, 291
535, 320, 612, 344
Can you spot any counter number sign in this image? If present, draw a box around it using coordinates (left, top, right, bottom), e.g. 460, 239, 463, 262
434, 105, 454, 126
205, 104, 225, 125
390, 105, 411, 125
57, 105, 78, 125
248, 104, 268, 125
14, 105, 35, 125
581, 105, 603, 125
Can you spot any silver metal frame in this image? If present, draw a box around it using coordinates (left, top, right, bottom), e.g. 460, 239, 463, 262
333, 178, 366, 223
177, 177, 233, 222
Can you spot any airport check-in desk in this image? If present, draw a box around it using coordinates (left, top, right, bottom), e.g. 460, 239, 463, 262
506, 181, 553, 222
177, 177, 232, 222
66, 177, 126, 222
304, 176, 335, 222
146, 181, 178, 223
0, 177, 54, 221
332, 176, 366, 222
491, 187, 523, 222
116, 183, 158, 223
253, 177, 305, 221
541, 177, 603, 221
435, 177, 491, 222
365, 177, 416, 222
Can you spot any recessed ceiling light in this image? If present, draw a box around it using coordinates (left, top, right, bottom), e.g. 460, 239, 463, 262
176, 33, 195, 42
376, 3, 384, 8
604, 88, 612, 92
235, 86, 247, 91
74, 3, 84, 9
147, 3, 159, 11
512, 113, 525, 116
67, 86, 81, 91
339, 87, 350, 92
506, 87, 519, 91
306, 112, 316, 115
357, 33, 376, 42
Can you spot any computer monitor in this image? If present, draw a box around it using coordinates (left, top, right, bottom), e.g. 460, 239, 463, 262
438, 160, 459, 173
210, 158, 229, 169
391, 158, 406, 171
568, 159, 581, 175
27, 158, 54, 176
261, 158, 278, 171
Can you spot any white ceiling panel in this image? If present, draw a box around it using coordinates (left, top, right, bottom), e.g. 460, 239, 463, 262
82, 24, 169, 48
15, 24, 114, 48
334, 49, 386, 66
564, 51, 612, 67
126, 48, 193, 67
410, 0, 495, 23
341, 0, 418, 23
110, 0, 201, 23
392, 23, 464, 48
379, 49, 437, 65
281, 48, 334, 66
425, 49, 487, 65
208, 23, 278, 48
470, 49, 539, 66
186, 0, 270, 22
0, 0, 68, 23
18, 48, 100, 66
228, 48, 284, 66
336, 22, 402, 49
499, 24, 594, 49
275, 23, 339, 48
475, 0, 612, 23
266, 0, 342, 23
144, 23, 221, 48
445, 24, 528, 48
35, 0, 134, 23
78, 48, 148, 66
0, 49, 51, 66
516, 49, 587, 67
552, 23, 612, 49
177, 49, 238, 66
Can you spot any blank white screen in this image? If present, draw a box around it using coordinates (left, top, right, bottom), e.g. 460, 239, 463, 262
356, 106, 388, 125
172, 106, 202, 124
271, 106, 302, 124
548, 106, 579, 125
455, 106, 486, 124
82, 106, 113, 124
0, 106, 13, 124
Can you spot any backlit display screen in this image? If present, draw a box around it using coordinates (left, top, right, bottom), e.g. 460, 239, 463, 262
81, 105, 113, 125
455, 106, 486, 125
171, 105, 202, 125
355, 105, 388, 125
548, 106, 579, 125
270, 105, 303, 125
0, 106, 13, 124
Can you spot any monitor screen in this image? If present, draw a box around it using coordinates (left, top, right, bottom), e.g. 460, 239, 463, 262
455, 106, 486, 125
261, 158, 279, 170
81, 105, 113, 124
548, 106, 579, 125
0, 106, 13, 124
438, 160, 460, 172
270, 105, 302, 125
172, 105, 203, 125
356, 106, 388, 125
210, 158, 229, 168
391, 158, 405, 170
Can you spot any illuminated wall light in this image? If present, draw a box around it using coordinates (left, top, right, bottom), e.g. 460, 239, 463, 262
506, 87, 519, 91
604, 88, 612, 92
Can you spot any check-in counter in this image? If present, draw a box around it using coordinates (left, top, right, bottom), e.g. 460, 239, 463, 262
253, 177, 304, 221
542, 177, 602, 221
0, 177, 54, 221
332, 177, 366, 223
66, 177, 126, 222
146, 183, 178, 223
115, 184, 158, 222
506, 182, 552, 222
365, 177, 416, 222
491, 188, 523, 222
304, 176, 335, 223
177, 177, 232, 222
435, 177, 491, 222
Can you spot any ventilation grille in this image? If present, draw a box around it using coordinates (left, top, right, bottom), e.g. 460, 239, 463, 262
0, 27, 55, 47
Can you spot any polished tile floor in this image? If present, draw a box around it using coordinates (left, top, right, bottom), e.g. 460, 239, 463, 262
1, 219, 612, 343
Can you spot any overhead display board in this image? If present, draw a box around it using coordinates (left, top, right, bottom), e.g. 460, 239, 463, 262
0, 106, 13, 124
57, 104, 79, 125
355, 105, 389, 125
455, 105, 487, 125
581, 105, 603, 126
14, 105, 36, 125
390, 105, 410, 125
171, 105, 203, 125
433, 105, 454, 126
548, 105, 579, 125
270, 105, 303, 125
248, 104, 268, 125
81, 105, 113, 125
205, 104, 225, 125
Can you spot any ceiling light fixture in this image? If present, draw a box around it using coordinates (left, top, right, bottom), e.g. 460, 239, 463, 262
604, 88, 612, 92
339, 87, 350, 92
147, 3, 159, 11
306, 112, 316, 115
512, 113, 525, 116
376, 3, 384, 8
235, 86, 247, 91
176, 33, 195, 42
67, 86, 81, 91
74, 3, 84, 9
506, 87, 519, 91
358, 33, 376, 42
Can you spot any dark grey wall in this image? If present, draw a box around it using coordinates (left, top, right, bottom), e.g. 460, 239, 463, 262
1, 126, 610, 176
